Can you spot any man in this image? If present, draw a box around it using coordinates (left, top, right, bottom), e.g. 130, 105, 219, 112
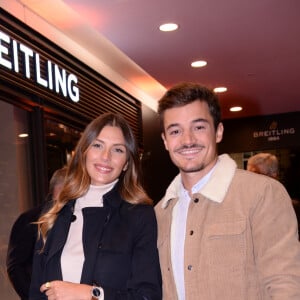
155, 82, 300, 299
247, 152, 279, 179
6, 166, 67, 300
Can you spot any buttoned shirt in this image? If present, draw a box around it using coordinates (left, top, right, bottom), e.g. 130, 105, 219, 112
171, 165, 216, 299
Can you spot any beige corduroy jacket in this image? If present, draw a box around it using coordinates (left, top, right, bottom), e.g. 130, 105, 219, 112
155, 154, 300, 300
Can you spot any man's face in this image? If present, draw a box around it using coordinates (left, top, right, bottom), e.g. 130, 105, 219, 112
161, 100, 223, 178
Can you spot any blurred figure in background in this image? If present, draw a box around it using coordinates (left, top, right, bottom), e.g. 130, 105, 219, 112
247, 152, 279, 179
247, 152, 300, 239
6, 167, 67, 300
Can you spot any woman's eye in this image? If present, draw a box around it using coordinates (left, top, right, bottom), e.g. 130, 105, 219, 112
92, 142, 102, 149
113, 147, 126, 154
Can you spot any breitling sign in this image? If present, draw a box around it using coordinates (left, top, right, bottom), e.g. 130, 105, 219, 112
220, 112, 299, 153
0, 30, 80, 102
253, 121, 296, 142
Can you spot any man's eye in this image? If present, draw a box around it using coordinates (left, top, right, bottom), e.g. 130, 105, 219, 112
195, 125, 205, 131
169, 129, 180, 136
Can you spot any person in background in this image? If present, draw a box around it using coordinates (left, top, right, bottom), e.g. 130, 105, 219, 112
155, 82, 300, 299
6, 167, 67, 300
29, 112, 162, 300
247, 152, 279, 179
247, 152, 300, 239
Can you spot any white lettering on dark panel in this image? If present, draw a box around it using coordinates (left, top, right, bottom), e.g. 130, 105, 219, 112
0, 31, 80, 102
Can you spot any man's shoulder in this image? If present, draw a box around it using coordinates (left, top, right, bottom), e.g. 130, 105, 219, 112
228, 168, 290, 207
234, 168, 284, 188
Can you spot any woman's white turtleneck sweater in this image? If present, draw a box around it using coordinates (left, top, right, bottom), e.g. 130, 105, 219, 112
60, 180, 117, 283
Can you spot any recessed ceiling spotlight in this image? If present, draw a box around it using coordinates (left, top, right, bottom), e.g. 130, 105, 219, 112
18, 133, 28, 138
230, 106, 242, 112
214, 87, 227, 93
159, 23, 179, 32
191, 60, 207, 68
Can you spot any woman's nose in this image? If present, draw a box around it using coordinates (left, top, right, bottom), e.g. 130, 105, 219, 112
100, 148, 111, 160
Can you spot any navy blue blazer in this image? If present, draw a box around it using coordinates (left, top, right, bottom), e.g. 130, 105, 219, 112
29, 184, 162, 299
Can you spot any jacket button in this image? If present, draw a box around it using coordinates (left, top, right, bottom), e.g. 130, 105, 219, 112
98, 243, 103, 248
187, 265, 192, 270
194, 198, 199, 203
190, 230, 194, 235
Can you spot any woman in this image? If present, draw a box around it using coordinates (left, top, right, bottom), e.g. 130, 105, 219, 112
29, 113, 162, 300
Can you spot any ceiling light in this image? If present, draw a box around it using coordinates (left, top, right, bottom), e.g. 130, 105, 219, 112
159, 23, 178, 32
191, 60, 207, 68
18, 133, 28, 138
230, 106, 242, 112
214, 87, 227, 93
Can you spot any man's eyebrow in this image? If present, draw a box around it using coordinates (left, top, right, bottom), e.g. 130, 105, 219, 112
165, 118, 209, 131
165, 123, 180, 131
192, 118, 209, 124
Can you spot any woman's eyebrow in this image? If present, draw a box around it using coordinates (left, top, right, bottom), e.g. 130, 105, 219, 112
94, 138, 126, 147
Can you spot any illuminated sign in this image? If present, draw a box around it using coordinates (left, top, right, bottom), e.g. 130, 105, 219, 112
220, 113, 299, 153
253, 121, 295, 142
0, 31, 79, 102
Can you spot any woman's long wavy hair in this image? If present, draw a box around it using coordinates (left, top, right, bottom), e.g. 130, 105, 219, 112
37, 112, 152, 244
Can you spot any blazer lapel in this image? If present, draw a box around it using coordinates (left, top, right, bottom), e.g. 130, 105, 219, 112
44, 201, 74, 264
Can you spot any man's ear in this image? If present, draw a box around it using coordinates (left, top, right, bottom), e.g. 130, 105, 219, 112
161, 133, 169, 150
216, 122, 224, 144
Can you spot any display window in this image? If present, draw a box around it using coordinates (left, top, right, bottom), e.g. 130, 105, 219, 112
0, 100, 32, 299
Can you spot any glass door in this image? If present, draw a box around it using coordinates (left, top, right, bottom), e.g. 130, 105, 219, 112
0, 100, 32, 300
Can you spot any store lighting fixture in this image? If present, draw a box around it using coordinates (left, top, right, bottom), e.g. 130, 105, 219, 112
159, 23, 178, 32
191, 60, 207, 68
214, 87, 227, 93
230, 106, 242, 112
18, 133, 28, 138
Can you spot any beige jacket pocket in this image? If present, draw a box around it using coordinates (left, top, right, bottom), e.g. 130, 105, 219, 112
206, 219, 247, 270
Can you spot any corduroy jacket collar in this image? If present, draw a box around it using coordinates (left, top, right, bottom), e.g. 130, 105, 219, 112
161, 154, 237, 209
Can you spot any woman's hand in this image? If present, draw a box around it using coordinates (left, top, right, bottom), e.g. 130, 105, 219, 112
40, 281, 92, 300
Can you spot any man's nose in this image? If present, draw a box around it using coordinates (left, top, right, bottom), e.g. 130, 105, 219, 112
181, 130, 195, 144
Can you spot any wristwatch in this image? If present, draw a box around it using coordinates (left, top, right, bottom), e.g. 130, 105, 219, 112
91, 286, 104, 300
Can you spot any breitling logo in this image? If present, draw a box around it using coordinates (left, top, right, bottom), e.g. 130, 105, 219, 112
253, 120, 295, 141
0, 30, 80, 102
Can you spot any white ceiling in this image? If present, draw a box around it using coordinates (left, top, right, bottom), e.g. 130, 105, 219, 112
5, 0, 300, 119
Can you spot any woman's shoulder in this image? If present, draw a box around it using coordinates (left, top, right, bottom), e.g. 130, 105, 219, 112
124, 201, 154, 211
121, 202, 156, 220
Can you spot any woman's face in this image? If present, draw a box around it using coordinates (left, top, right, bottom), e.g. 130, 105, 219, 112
86, 125, 128, 186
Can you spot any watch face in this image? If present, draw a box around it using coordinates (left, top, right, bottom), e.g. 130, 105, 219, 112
92, 287, 101, 297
